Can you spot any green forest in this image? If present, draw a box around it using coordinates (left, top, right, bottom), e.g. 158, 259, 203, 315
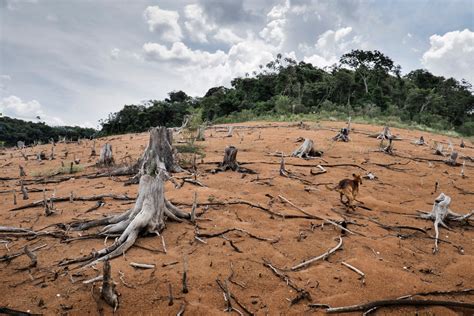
2, 49, 473, 147
99, 50, 474, 137
0, 116, 96, 147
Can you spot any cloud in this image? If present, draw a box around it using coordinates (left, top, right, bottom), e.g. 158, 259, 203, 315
259, 0, 290, 47
0, 95, 64, 125
199, 0, 253, 25
143, 36, 277, 95
183, 4, 215, 43
143, 5, 182, 42
303, 26, 362, 68
110, 48, 120, 60
421, 29, 474, 83
213, 28, 244, 45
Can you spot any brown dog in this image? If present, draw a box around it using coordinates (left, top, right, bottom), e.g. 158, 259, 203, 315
326, 173, 363, 209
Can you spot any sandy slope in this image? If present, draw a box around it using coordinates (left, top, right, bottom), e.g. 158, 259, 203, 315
0, 121, 473, 315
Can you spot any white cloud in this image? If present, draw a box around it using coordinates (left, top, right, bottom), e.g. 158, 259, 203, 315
214, 28, 244, 45
421, 29, 474, 83
143, 6, 182, 42
110, 48, 120, 60
143, 36, 277, 95
303, 26, 363, 68
183, 4, 215, 43
0, 95, 64, 125
259, 0, 290, 47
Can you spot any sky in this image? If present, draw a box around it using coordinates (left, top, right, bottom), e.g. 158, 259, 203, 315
0, 0, 473, 128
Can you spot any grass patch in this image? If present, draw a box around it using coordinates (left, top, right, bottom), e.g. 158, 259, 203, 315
213, 111, 472, 140
32, 164, 84, 177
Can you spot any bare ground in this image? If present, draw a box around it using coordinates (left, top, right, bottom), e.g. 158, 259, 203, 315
0, 121, 473, 315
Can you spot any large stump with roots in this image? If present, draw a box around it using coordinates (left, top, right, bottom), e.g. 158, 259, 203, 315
64, 127, 190, 267
418, 193, 474, 253
292, 138, 323, 158
97, 143, 114, 166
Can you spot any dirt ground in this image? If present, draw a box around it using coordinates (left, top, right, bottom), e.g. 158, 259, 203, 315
0, 121, 473, 315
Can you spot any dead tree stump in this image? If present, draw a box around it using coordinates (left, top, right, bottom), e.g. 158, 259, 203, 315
90, 140, 97, 157
434, 143, 444, 156
418, 193, 474, 253
19, 165, 26, 177
445, 151, 458, 166
292, 139, 323, 158
212, 146, 255, 174
196, 126, 205, 141
98, 143, 114, 166
333, 117, 351, 142
64, 128, 190, 267
220, 146, 239, 171
125, 127, 182, 185
414, 136, 425, 145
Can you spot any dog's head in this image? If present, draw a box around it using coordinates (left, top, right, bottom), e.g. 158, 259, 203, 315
352, 173, 362, 185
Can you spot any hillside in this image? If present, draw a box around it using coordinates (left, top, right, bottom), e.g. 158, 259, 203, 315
0, 121, 473, 315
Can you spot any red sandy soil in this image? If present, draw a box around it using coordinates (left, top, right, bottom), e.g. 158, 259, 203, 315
0, 121, 473, 316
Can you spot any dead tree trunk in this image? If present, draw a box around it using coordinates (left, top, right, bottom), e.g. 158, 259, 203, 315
414, 136, 425, 145
97, 143, 114, 166
418, 193, 474, 253
292, 139, 323, 158
445, 151, 458, 166
64, 128, 190, 267
434, 143, 444, 156
125, 127, 182, 185
19, 165, 26, 177
226, 126, 234, 137
196, 126, 205, 141
90, 140, 97, 157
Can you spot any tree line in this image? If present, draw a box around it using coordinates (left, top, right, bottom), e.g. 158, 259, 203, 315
100, 50, 474, 137
2, 49, 473, 147
0, 116, 96, 147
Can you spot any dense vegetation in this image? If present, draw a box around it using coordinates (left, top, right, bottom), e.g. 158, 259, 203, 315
0, 116, 96, 147
100, 50, 474, 136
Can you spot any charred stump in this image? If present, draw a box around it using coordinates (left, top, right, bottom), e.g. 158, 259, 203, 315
445, 151, 459, 166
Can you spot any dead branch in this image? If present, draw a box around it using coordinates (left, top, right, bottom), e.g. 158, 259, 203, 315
216, 278, 253, 315
341, 261, 365, 283
196, 227, 277, 243
0, 244, 47, 263
291, 236, 343, 271
262, 259, 311, 305
101, 260, 119, 311
325, 299, 474, 314
129, 262, 155, 269
10, 194, 134, 211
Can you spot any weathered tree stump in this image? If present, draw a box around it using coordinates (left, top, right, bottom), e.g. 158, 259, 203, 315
196, 126, 205, 141
292, 138, 323, 158
333, 128, 350, 142
418, 193, 474, 253
19, 165, 26, 177
90, 140, 97, 157
434, 143, 444, 156
98, 143, 114, 166
17, 141, 25, 149
64, 127, 190, 267
226, 126, 234, 137
212, 146, 255, 174
460, 139, 465, 148
414, 136, 425, 145
445, 151, 458, 166
333, 117, 351, 142
125, 127, 182, 185
37, 151, 46, 161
